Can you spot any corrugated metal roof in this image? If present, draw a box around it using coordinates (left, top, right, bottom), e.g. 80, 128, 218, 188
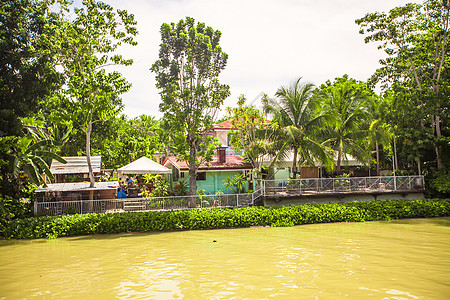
50, 156, 101, 174
36, 181, 119, 192
163, 155, 253, 171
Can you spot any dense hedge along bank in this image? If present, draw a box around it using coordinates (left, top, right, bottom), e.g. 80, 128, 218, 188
1, 199, 449, 239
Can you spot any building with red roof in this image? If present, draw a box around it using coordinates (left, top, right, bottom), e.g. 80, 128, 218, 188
162, 148, 252, 194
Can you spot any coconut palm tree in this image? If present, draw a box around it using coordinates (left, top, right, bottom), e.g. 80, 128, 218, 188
316, 75, 373, 172
263, 77, 333, 178
366, 96, 390, 176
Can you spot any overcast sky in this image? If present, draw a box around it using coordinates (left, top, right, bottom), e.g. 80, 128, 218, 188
96, 0, 414, 119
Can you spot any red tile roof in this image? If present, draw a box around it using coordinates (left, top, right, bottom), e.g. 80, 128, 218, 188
211, 120, 233, 130
163, 155, 252, 171
211, 118, 271, 131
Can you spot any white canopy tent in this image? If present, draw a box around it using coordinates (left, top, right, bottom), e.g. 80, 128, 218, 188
117, 156, 171, 175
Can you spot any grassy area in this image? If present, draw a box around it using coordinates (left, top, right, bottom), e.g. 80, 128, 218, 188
1, 198, 449, 239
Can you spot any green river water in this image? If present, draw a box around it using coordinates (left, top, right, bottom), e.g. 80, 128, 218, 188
1, 218, 449, 299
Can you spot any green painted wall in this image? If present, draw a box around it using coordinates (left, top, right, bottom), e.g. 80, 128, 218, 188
174, 170, 249, 194
273, 167, 290, 180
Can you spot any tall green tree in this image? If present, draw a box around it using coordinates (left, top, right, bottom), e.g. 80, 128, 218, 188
55, 0, 138, 187
356, 0, 450, 169
151, 17, 230, 204
263, 78, 333, 178
316, 75, 373, 172
364, 95, 391, 176
0, 0, 64, 136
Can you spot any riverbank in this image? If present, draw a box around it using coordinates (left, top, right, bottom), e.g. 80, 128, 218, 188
1, 198, 449, 239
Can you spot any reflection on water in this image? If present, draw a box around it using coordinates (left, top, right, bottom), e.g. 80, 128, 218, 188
1, 218, 449, 299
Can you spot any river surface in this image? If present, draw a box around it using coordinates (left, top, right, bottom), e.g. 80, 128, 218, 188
1, 218, 449, 299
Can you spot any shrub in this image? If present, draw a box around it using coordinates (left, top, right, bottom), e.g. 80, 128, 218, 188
426, 170, 450, 198
1, 199, 449, 239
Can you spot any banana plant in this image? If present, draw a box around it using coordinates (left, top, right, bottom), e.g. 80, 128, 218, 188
13, 137, 67, 187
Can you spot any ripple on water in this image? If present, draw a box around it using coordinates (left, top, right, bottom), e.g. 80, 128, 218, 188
0, 218, 449, 299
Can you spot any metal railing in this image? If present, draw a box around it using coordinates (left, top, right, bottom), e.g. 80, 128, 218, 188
34, 188, 264, 216
261, 175, 425, 196
34, 199, 124, 216
33, 176, 424, 216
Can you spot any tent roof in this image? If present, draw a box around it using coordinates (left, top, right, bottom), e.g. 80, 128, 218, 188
117, 156, 171, 174
50, 156, 101, 174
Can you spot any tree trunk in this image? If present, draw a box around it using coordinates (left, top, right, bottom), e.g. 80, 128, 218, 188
86, 122, 95, 188
376, 142, 380, 176
188, 166, 197, 208
417, 158, 421, 176
392, 127, 398, 170
336, 149, 341, 173
435, 115, 442, 169
292, 147, 298, 179
187, 137, 198, 208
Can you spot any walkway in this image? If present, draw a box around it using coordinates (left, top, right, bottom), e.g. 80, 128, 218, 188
262, 176, 424, 196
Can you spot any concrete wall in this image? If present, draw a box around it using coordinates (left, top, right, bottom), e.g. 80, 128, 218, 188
264, 191, 426, 206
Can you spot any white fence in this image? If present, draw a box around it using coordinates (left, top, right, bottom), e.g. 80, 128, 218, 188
261, 176, 425, 196
34, 188, 264, 216
34, 199, 125, 216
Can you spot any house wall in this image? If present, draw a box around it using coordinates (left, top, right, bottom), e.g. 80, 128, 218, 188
215, 131, 228, 147
173, 170, 249, 194
273, 167, 290, 180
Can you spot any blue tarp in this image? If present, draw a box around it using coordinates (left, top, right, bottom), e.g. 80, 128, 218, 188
117, 187, 127, 199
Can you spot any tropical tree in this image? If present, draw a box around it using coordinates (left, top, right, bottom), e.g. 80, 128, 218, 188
356, 0, 450, 169
364, 95, 391, 176
55, 0, 138, 187
0, 0, 64, 136
316, 75, 374, 172
151, 17, 230, 205
13, 137, 67, 186
232, 173, 247, 193
227, 95, 286, 178
263, 77, 333, 178
223, 176, 234, 195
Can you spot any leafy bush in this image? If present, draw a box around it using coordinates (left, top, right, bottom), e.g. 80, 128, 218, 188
1, 199, 449, 239
426, 170, 450, 198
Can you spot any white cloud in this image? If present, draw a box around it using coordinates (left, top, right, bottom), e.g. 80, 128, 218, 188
104, 0, 414, 118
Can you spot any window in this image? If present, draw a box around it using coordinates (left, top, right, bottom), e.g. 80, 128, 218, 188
196, 172, 206, 181
180, 172, 185, 178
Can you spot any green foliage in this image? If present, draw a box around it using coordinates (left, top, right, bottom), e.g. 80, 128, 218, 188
223, 176, 234, 195
151, 16, 230, 199
14, 135, 67, 186
223, 174, 247, 194
54, 0, 138, 186
233, 173, 247, 193
427, 170, 450, 198
263, 78, 334, 176
2, 199, 449, 239
142, 174, 169, 198
227, 95, 285, 176
0, 0, 64, 134
356, 1, 449, 169
0, 194, 33, 227
173, 181, 189, 196
315, 75, 375, 171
